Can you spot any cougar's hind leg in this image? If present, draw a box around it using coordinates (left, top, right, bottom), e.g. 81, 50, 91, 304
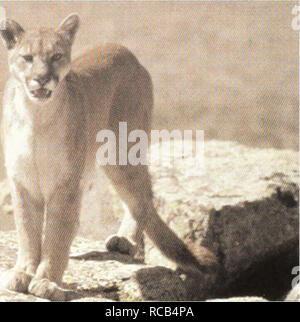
103, 65, 153, 260
104, 164, 208, 275
103, 64, 208, 274
104, 165, 149, 260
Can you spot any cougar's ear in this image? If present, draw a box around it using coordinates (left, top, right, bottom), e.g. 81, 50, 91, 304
0, 19, 25, 50
56, 13, 80, 44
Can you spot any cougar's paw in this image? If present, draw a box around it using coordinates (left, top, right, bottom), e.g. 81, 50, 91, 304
28, 278, 76, 301
0, 269, 33, 293
105, 234, 137, 257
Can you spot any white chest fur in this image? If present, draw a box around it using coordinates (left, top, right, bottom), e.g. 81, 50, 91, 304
3, 84, 73, 201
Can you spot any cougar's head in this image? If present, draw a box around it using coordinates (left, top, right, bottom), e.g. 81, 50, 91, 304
0, 14, 80, 103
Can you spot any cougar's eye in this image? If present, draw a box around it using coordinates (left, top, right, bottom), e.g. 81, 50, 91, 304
22, 55, 34, 63
51, 53, 63, 62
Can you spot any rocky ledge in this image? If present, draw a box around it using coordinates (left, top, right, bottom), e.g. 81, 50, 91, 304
0, 141, 299, 301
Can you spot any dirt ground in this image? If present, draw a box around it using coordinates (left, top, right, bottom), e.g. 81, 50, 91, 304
0, 1, 298, 238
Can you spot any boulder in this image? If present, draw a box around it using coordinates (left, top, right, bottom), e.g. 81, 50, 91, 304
285, 284, 300, 301
147, 140, 299, 299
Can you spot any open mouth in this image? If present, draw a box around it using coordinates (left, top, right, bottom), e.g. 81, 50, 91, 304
30, 88, 52, 99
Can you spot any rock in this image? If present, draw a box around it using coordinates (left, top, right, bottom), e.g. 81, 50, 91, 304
0, 140, 298, 301
146, 140, 299, 300
0, 288, 48, 302
207, 296, 268, 302
0, 231, 190, 302
285, 284, 300, 301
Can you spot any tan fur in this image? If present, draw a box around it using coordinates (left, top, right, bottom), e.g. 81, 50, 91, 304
0, 14, 210, 301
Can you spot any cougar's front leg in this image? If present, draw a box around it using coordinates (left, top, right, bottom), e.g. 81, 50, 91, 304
0, 181, 44, 293
28, 181, 81, 301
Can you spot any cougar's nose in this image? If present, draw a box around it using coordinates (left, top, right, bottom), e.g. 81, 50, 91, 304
34, 74, 51, 87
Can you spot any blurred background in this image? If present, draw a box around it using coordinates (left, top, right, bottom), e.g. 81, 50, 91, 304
0, 1, 298, 237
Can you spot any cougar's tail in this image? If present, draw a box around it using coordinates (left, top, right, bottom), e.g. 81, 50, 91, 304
144, 206, 216, 276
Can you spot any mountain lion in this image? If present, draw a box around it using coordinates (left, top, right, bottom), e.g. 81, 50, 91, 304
0, 14, 213, 301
